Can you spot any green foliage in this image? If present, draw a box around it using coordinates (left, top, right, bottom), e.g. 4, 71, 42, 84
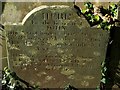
2, 67, 40, 90
81, 2, 118, 30
84, 2, 94, 9
109, 3, 118, 17
74, 2, 119, 89
2, 67, 24, 90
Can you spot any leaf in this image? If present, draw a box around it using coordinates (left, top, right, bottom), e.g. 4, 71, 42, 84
2, 80, 7, 85
84, 2, 93, 9
109, 3, 117, 10
94, 15, 100, 21
90, 18, 94, 23
101, 78, 106, 84
82, 9, 87, 14
107, 25, 112, 30
97, 25, 101, 28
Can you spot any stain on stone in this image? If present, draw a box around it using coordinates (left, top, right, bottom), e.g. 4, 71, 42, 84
68, 75, 75, 80
61, 67, 75, 76
83, 76, 95, 80
45, 75, 53, 81
81, 81, 89, 87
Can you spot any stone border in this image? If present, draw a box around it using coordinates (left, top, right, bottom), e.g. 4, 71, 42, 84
22, 5, 69, 25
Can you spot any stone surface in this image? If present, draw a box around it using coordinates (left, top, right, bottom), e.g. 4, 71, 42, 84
4, 5, 109, 88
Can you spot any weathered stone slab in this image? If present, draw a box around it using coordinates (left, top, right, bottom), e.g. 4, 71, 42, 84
5, 6, 109, 88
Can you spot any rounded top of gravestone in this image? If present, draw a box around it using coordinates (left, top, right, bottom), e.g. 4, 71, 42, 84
22, 5, 90, 28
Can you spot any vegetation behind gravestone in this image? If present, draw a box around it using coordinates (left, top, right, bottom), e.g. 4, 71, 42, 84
74, 2, 119, 89
2, 2, 119, 90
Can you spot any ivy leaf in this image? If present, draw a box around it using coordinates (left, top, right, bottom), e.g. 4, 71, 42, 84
109, 3, 118, 17
94, 15, 100, 21
2, 79, 7, 85
107, 25, 112, 30
85, 13, 92, 20
109, 3, 117, 10
97, 24, 101, 28
101, 78, 106, 84
84, 2, 93, 9
82, 9, 87, 14
90, 17, 94, 23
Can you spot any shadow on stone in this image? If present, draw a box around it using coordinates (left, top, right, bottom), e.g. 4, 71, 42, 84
0, 1, 6, 16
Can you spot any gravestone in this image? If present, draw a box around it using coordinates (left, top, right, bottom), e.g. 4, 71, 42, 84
5, 5, 109, 88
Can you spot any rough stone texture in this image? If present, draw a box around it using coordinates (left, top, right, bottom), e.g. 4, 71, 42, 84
4, 5, 109, 88
1, 3, 22, 24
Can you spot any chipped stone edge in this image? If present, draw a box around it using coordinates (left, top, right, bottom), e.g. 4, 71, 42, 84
2, 5, 70, 26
